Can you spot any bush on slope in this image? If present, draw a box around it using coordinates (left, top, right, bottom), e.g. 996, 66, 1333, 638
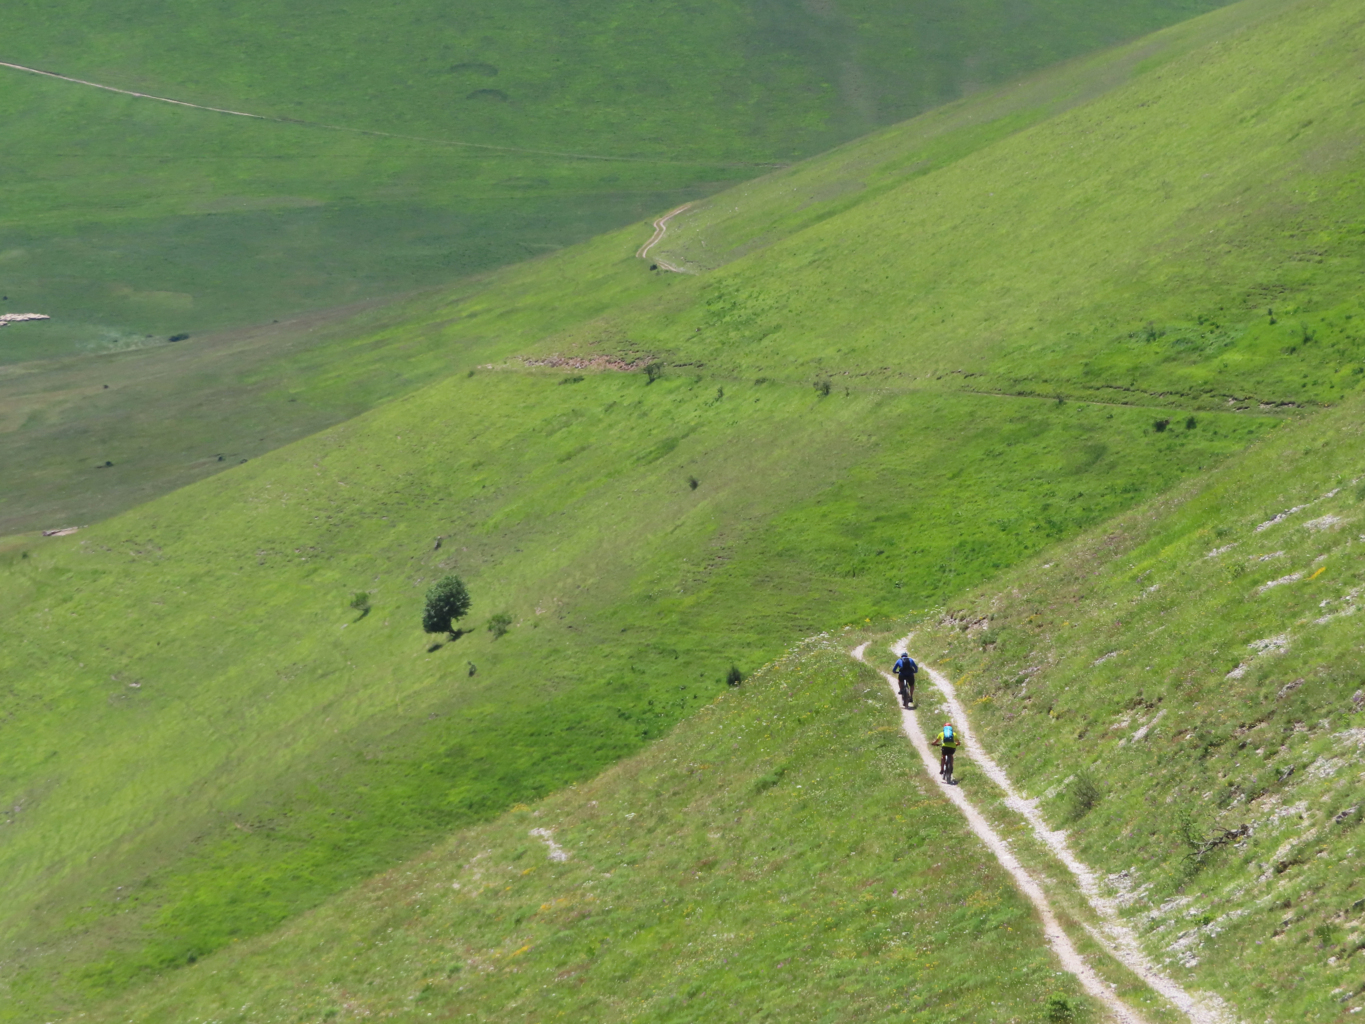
911, 389, 1365, 1023
81, 641, 1097, 1024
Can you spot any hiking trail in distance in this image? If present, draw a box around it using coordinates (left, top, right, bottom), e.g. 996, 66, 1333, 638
0, 60, 770, 167
636, 203, 694, 272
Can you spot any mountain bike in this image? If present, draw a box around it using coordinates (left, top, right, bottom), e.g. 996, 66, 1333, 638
939, 748, 956, 784
897, 676, 915, 708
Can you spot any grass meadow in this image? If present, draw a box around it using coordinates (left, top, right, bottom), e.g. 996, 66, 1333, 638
67, 641, 1098, 1024
5, 0, 1359, 537
3, 0, 1365, 1016
907, 388, 1365, 1023
0, 0, 1232, 354
0, 367, 1265, 1017
34, 379, 1365, 1024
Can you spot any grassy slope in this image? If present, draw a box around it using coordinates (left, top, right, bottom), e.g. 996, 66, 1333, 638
81, 642, 1099, 1024
611, 0, 1365, 411
76, 394, 1365, 1024
0, 232, 668, 535
0, 0, 1273, 538
0, 370, 1260, 1017
0, 0, 1229, 354
652, 0, 1294, 272
3, 0, 1365, 1014
908, 392, 1365, 1024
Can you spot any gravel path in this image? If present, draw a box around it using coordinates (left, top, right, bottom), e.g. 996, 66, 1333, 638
855, 637, 1241, 1024
855, 639, 1147, 1024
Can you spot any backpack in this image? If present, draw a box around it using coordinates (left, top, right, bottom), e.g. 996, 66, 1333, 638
896, 656, 917, 677
942, 725, 955, 744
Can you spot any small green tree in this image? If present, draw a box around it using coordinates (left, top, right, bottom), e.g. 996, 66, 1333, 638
726, 665, 744, 687
644, 361, 665, 384
487, 612, 513, 639
349, 591, 371, 617
423, 575, 471, 639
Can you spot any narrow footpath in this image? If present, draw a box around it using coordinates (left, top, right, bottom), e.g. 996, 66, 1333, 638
636, 203, 694, 272
854, 638, 1241, 1024
0, 61, 755, 166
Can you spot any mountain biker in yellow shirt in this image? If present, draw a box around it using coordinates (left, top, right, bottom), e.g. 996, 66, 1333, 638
930, 722, 960, 782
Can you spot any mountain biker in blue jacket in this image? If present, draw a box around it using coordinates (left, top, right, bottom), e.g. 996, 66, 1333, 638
892, 653, 918, 708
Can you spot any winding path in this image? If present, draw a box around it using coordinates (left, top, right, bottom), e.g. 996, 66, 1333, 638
636, 203, 694, 273
855, 638, 1239, 1024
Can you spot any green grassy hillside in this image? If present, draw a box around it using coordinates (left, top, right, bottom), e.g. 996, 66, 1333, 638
0, 0, 1291, 538
0, 0, 1232, 355
906, 391, 1365, 1024
64, 641, 1120, 1024
0, 368, 1260, 1018
83, 343, 1365, 1024
4, 0, 1365, 1016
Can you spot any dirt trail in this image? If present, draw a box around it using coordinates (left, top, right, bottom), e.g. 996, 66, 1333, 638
1, 61, 766, 167
910, 652, 1239, 1024
856, 638, 1240, 1024
854, 641, 1147, 1024
0, 60, 265, 118
636, 203, 694, 273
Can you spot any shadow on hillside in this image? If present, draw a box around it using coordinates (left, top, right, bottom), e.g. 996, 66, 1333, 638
426, 629, 470, 653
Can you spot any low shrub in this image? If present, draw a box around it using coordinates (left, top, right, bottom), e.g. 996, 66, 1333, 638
1066, 770, 1101, 821
1046, 994, 1075, 1023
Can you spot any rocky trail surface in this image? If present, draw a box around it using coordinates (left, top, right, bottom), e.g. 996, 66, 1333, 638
854, 638, 1240, 1024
